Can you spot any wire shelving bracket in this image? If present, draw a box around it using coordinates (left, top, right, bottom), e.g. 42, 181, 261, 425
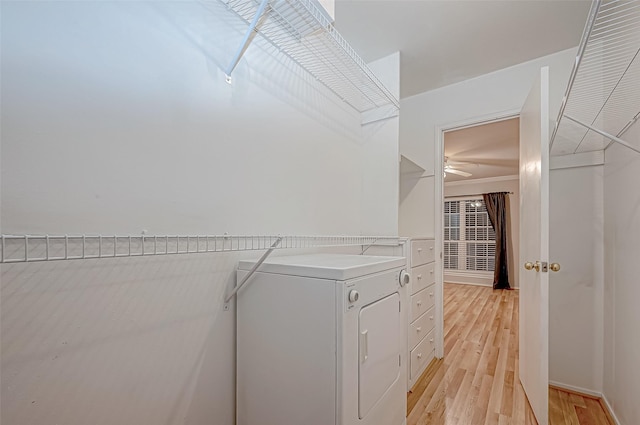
223, 236, 282, 307
222, 0, 400, 117
0, 234, 403, 264
550, 0, 640, 156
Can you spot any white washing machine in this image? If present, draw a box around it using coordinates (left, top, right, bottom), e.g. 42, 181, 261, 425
236, 254, 409, 425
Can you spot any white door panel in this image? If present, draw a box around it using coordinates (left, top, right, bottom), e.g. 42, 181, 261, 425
519, 66, 550, 425
358, 292, 401, 419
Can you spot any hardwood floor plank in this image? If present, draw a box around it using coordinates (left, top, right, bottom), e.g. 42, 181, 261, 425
445, 368, 466, 399
472, 375, 492, 424
598, 398, 617, 425
407, 357, 443, 414
407, 283, 613, 425
549, 388, 566, 425
585, 398, 612, 425
500, 370, 514, 417
569, 393, 587, 409
450, 370, 474, 423
575, 404, 597, 425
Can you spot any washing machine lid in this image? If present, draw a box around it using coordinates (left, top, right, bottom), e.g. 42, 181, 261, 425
238, 254, 406, 280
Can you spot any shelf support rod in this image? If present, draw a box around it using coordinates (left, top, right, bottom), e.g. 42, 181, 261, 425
361, 113, 399, 127
225, 0, 270, 81
605, 111, 640, 151
564, 114, 640, 155
224, 236, 282, 305
361, 238, 379, 255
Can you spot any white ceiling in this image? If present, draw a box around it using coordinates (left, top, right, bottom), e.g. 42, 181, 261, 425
444, 117, 519, 182
334, 0, 592, 98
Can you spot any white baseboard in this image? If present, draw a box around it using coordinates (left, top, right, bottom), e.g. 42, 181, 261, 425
601, 394, 622, 425
444, 280, 492, 288
549, 382, 621, 425
444, 281, 519, 289
548, 381, 602, 398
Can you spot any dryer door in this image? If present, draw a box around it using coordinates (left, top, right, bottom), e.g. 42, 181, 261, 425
358, 292, 401, 419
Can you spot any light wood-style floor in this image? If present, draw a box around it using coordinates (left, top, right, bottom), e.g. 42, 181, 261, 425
549, 386, 614, 425
407, 283, 613, 425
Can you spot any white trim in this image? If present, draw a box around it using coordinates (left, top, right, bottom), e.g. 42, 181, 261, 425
440, 111, 520, 133
445, 195, 486, 201
444, 281, 520, 290
445, 280, 493, 288
548, 381, 602, 399
445, 271, 493, 287
602, 393, 622, 425
445, 270, 493, 279
550, 151, 604, 170
434, 125, 444, 360
445, 174, 519, 187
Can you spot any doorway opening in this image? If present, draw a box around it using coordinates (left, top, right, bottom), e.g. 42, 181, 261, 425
442, 117, 520, 290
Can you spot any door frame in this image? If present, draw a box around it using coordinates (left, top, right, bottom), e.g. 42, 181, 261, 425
433, 108, 520, 358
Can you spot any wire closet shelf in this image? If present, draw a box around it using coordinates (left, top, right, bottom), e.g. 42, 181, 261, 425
0, 234, 403, 264
550, 0, 640, 156
223, 0, 399, 114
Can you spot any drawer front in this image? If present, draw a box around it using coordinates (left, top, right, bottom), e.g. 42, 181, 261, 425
411, 239, 435, 267
410, 284, 436, 323
409, 306, 436, 350
410, 329, 436, 379
411, 262, 436, 295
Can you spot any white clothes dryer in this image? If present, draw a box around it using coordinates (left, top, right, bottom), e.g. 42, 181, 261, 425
236, 254, 409, 425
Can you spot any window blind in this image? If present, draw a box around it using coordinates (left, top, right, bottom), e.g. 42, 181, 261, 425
444, 198, 496, 272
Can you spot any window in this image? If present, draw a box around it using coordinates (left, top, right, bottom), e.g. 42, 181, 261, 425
444, 198, 495, 273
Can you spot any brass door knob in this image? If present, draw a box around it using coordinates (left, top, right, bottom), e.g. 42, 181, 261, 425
524, 261, 540, 271
550, 263, 561, 272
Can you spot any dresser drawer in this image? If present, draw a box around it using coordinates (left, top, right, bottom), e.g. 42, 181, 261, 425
411, 239, 435, 267
409, 306, 436, 350
410, 284, 436, 322
411, 262, 435, 295
410, 329, 436, 379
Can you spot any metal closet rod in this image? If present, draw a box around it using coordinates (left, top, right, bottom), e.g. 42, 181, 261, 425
0, 234, 404, 264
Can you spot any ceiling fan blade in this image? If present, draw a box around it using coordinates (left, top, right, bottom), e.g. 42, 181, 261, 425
446, 168, 472, 177
451, 157, 518, 167
447, 159, 479, 166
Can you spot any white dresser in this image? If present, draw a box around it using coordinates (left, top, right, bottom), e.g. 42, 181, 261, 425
406, 238, 437, 390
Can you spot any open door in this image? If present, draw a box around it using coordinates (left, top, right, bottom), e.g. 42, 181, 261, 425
519, 66, 550, 425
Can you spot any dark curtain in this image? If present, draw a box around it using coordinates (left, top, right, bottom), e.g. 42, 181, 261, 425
483, 192, 511, 290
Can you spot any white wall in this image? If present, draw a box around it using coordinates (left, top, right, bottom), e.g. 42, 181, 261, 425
397, 46, 612, 403
399, 48, 576, 174
548, 165, 604, 395
398, 48, 576, 238
603, 121, 640, 425
399, 174, 434, 238
1, 1, 400, 237
444, 176, 520, 288
0, 3, 400, 425
363, 52, 400, 236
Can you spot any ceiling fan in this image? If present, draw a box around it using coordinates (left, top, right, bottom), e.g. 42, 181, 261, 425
444, 156, 475, 178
